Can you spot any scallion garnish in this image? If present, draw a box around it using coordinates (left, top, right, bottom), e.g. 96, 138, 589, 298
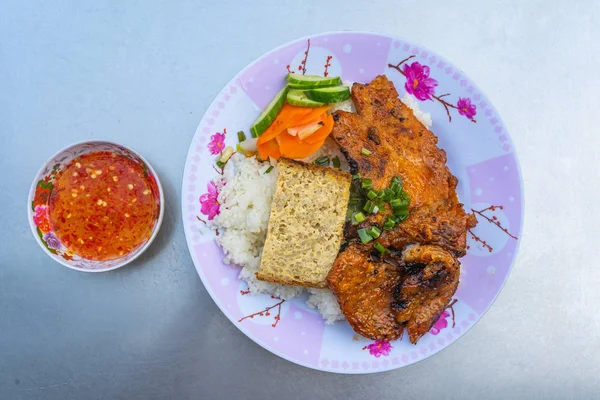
383, 217, 396, 230
264, 166, 274, 174
389, 198, 402, 209
394, 208, 409, 218
361, 178, 373, 190
361, 147, 372, 156
354, 212, 365, 223
216, 161, 225, 168
363, 200, 379, 214
368, 226, 382, 239
314, 155, 330, 166
374, 242, 388, 254
348, 194, 362, 206
390, 176, 403, 194
237, 131, 247, 142
357, 228, 373, 244
352, 173, 361, 180
366, 203, 379, 214
381, 188, 393, 201
332, 156, 341, 169
391, 196, 409, 216
367, 190, 377, 200
395, 214, 409, 223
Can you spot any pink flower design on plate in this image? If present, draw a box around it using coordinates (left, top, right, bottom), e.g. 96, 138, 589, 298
208, 132, 226, 155
457, 97, 477, 120
429, 310, 450, 335
403, 62, 438, 101
365, 341, 393, 358
33, 205, 47, 227
199, 181, 220, 220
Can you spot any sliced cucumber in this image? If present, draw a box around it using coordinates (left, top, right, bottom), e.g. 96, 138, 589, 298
286, 89, 327, 108
250, 85, 288, 138
287, 82, 340, 89
303, 86, 351, 104
286, 74, 341, 88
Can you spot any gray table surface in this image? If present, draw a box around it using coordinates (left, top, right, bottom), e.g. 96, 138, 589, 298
1, 1, 599, 399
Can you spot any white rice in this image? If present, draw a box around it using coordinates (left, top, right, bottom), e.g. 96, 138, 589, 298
214, 153, 344, 323
212, 90, 432, 325
401, 93, 433, 129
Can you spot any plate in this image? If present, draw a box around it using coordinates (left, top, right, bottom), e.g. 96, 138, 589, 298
28, 140, 164, 272
182, 32, 523, 373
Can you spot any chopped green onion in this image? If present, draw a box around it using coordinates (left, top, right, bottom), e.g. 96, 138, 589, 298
378, 188, 389, 201
357, 228, 373, 244
389, 198, 402, 209
348, 195, 362, 206
383, 217, 396, 230
363, 200, 379, 214
363, 201, 373, 212
332, 156, 341, 169
216, 160, 225, 168
236, 143, 245, 154
314, 155, 330, 166
354, 212, 365, 223
237, 131, 247, 142
367, 190, 377, 200
361, 147, 372, 156
368, 226, 382, 239
399, 190, 410, 202
218, 146, 235, 164
395, 214, 409, 223
361, 178, 373, 190
393, 208, 409, 218
352, 173, 361, 180
391, 195, 409, 216
374, 242, 388, 254
264, 166, 274, 174
390, 176, 403, 194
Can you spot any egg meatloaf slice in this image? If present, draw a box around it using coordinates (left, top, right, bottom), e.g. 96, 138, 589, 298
257, 158, 352, 288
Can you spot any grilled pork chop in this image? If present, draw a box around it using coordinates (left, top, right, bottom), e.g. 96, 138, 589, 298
327, 75, 475, 343
327, 244, 403, 341
393, 245, 460, 343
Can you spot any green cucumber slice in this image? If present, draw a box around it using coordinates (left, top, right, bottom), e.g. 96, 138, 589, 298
286, 89, 327, 108
285, 74, 342, 88
250, 85, 289, 138
303, 86, 351, 104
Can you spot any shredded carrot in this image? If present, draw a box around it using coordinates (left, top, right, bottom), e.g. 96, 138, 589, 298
256, 104, 329, 146
257, 138, 281, 160
302, 113, 334, 144
278, 132, 326, 159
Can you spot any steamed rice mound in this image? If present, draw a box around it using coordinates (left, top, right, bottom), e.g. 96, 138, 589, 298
214, 153, 344, 322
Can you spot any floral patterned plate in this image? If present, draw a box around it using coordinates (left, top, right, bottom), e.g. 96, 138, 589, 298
28, 140, 164, 272
182, 32, 523, 373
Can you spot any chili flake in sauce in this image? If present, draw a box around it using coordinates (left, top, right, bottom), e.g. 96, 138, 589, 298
48, 151, 159, 261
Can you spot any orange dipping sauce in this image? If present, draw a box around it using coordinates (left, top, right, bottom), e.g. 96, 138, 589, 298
48, 151, 160, 261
